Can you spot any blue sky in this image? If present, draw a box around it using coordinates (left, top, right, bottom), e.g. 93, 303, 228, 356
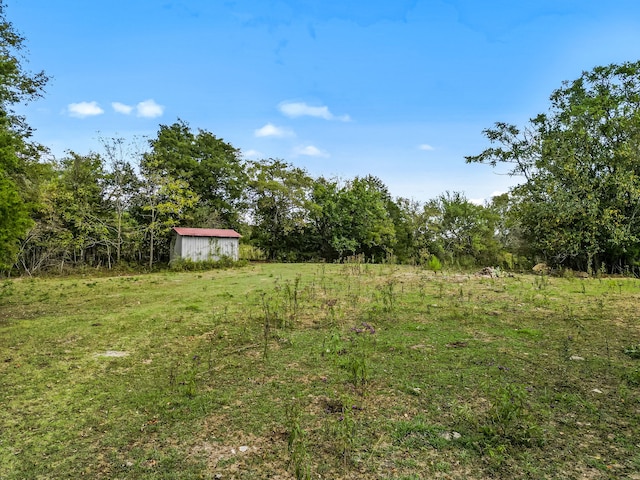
9, 0, 640, 203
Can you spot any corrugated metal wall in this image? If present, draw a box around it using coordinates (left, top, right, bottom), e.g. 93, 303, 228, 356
175, 236, 239, 262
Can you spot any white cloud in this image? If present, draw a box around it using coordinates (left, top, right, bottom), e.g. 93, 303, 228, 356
279, 101, 350, 121
136, 99, 164, 118
470, 191, 508, 206
67, 101, 104, 118
293, 145, 329, 158
419, 143, 435, 151
243, 149, 262, 159
112, 102, 134, 115
254, 123, 294, 138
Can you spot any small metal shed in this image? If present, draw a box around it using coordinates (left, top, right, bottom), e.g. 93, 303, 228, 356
171, 228, 242, 262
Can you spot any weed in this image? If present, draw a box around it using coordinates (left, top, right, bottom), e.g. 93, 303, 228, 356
427, 255, 442, 273
334, 397, 357, 466
322, 330, 344, 356
286, 400, 311, 480
182, 355, 201, 397
380, 278, 397, 313
344, 324, 375, 389
346, 350, 368, 388
625, 365, 640, 385
260, 292, 273, 360
533, 274, 549, 290
623, 344, 640, 359
479, 383, 544, 450
284, 274, 302, 323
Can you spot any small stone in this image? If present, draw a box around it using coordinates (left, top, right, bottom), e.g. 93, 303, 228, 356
439, 431, 461, 441
591, 388, 603, 394
239, 446, 249, 453
569, 355, 585, 361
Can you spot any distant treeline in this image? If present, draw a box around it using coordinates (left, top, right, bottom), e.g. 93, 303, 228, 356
7, 124, 519, 273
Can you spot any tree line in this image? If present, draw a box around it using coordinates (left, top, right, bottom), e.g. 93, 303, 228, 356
2, 2, 640, 274
7, 124, 514, 273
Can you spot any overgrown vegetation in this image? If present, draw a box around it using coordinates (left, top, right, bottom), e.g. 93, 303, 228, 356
2, 263, 639, 479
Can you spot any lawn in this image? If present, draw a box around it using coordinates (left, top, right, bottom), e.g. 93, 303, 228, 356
1, 263, 639, 479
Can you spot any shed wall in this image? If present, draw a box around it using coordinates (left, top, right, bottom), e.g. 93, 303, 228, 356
175, 235, 239, 262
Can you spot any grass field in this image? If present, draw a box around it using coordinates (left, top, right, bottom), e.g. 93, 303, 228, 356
1, 263, 640, 479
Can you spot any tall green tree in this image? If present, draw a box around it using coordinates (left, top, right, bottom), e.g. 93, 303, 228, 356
425, 192, 501, 266
248, 158, 314, 260
146, 120, 247, 228
309, 176, 396, 261
0, 1, 49, 269
101, 136, 141, 265
136, 153, 199, 268
467, 62, 640, 272
54, 152, 110, 266
386, 196, 423, 264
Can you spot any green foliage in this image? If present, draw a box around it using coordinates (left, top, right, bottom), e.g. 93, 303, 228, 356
248, 158, 314, 260
427, 254, 442, 273
623, 344, 640, 359
168, 256, 243, 271
145, 119, 247, 228
101, 136, 142, 265
0, 2, 48, 270
0, 172, 32, 269
310, 175, 396, 261
137, 152, 199, 268
468, 61, 640, 272
419, 191, 505, 267
479, 383, 544, 449
394, 416, 449, 450
286, 400, 311, 480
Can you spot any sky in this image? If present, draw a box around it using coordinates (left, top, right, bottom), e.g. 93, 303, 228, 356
8, 0, 640, 203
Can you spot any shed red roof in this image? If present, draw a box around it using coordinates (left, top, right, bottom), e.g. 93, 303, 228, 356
173, 227, 242, 238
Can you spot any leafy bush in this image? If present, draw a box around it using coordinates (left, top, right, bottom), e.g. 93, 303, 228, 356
427, 255, 442, 273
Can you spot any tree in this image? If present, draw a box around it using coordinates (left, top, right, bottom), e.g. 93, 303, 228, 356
248, 158, 314, 260
101, 136, 141, 265
0, 170, 33, 269
309, 176, 396, 261
53, 152, 110, 267
136, 153, 199, 269
467, 62, 640, 272
146, 120, 247, 228
424, 192, 501, 266
0, 1, 49, 270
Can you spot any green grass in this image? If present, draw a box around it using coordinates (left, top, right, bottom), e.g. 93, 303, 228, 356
1, 264, 639, 479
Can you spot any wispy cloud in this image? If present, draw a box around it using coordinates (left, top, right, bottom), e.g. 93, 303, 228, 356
470, 191, 507, 205
136, 99, 164, 118
67, 101, 104, 118
243, 149, 262, 159
254, 123, 294, 138
112, 102, 134, 115
293, 145, 329, 157
419, 144, 435, 151
279, 101, 350, 121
